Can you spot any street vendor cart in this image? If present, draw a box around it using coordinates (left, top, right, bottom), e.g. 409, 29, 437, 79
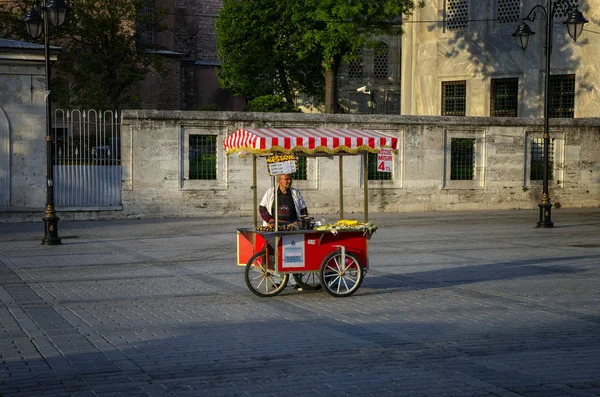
223, 127, 398, 298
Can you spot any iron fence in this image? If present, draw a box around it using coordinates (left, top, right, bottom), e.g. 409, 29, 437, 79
52, 109, 122, 207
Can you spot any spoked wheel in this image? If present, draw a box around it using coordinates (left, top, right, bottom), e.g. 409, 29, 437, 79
245, 250, 289, 297
319, 251, 364, 297
292, 273, 322, 290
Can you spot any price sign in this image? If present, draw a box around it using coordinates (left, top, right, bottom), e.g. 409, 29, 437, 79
266, 154, 298, 176
377, 148, 393, 173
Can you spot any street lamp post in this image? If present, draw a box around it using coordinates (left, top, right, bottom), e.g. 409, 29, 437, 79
22, 0, 69, 245
512, 1, 587, 228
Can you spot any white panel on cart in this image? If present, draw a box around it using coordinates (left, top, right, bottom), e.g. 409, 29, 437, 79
282, 235, 305, 268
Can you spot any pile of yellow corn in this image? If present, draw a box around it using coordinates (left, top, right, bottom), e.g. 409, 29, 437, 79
314, 219, 377, 235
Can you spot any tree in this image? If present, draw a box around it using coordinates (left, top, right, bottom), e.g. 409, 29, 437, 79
0, 0, 167, 109
216, 0, 423, 113
300, 0, 424, 113
216, 0, 324, 106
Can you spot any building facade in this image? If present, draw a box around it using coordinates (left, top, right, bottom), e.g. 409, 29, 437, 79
400, 0, 599, 118
136, 0, 245, 110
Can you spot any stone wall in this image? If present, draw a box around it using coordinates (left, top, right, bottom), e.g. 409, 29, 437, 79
118, 110, 600, 219
0, 40, 49, 212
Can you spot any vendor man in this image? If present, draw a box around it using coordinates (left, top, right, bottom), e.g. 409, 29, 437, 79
259, 174, 308, 226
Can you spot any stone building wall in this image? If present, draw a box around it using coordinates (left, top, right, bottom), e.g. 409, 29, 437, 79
137, 0, 244, 111
117, 110, 600, 220
401, 0, 600, 118
0, 40, 50, 212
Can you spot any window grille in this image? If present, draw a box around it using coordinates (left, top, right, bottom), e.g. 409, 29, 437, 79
442, 81, 466, 116
374, 42, 390, 81
446, 0, 469, 30
136, 1, 154, 47
496, 0, 520, 25
530, 138, 554, 181
491, 78, 518, 117
349, 92, 370, 114
549, 74, 575, 118
553, 0, 578, 19
386, 92, 401, 115
450, 138, 475, 180
290, 156, 307, 180
189, 135, 217, 180
348, 50, 364, 80
367, 153, 392, 180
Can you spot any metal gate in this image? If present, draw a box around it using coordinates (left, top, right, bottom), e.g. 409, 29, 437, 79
53, 109, 122, 208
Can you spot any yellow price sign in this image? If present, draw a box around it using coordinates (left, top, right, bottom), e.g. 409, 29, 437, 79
266, 154, 297, 164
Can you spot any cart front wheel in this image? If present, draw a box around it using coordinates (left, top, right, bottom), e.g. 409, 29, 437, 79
245, 250, 289, 297
319, 251, 364, 297
292, 273, 322, 290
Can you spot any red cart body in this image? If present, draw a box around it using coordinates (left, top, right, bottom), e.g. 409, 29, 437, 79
237, 229, 370, 273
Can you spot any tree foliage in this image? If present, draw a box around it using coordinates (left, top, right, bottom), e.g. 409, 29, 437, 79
216, 0, 424, 112
0, 0, 167, 109
244, 95, 301, 113
216, 0, 324, 106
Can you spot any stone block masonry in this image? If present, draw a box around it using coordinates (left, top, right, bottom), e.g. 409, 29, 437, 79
117, 110, 600, 220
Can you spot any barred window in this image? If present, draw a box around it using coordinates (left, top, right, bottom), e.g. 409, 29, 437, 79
549, 74, 575, 118
290, 156, 307, 181
450, 138, 475, 180
386, 92, 401, 115
442, 81, 466, 116
446, 0, 469, 30
374, 42, 390, 81
491, 78, 518, 117
348, 49, 364, 80
530, 138, 554, 181
367, 153, 392, 180
136, 1, 154, 48
496, 0, 520, 25
189, 135, 217, 180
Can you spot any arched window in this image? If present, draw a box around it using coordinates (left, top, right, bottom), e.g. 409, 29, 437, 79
446, 0, 469, 31
348, 49, 364, 80
374, 42, 389, 81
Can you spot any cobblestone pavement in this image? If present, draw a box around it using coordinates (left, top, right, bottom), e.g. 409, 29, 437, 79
1, 209, 599, 397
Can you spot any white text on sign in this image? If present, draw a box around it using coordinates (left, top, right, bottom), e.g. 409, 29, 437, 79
377, 148, 393, 173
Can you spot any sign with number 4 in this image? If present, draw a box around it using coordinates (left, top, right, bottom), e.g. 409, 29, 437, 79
377, 148, 393, 173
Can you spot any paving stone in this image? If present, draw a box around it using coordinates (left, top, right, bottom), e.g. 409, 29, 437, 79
0, 210, 599, 396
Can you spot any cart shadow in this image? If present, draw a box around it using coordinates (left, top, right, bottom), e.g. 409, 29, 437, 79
358, 254, 599, 296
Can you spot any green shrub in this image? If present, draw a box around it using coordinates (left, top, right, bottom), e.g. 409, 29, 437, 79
198, 104, 221, 111
244, 95, 301, 113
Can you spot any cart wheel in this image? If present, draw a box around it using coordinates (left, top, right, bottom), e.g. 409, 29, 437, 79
319, 251, 364, 297
245, 250, 289, 297
292, 273, 322, 290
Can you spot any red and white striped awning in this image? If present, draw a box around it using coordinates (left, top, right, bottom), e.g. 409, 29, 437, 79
223, 127, 398, 155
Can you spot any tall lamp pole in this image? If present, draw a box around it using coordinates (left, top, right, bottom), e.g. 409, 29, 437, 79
512, 1, 587, 228
22, 0, 69, 245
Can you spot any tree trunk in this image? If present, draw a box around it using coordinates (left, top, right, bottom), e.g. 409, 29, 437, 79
278, 65, 294, 105
324, 55, 342, 113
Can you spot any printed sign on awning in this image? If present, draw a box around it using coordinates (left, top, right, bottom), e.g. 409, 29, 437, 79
266, 154, 297, 176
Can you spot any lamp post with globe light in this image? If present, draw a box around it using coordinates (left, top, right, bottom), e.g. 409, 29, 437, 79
22, 0, 69, 244
512, 1, 587, 228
